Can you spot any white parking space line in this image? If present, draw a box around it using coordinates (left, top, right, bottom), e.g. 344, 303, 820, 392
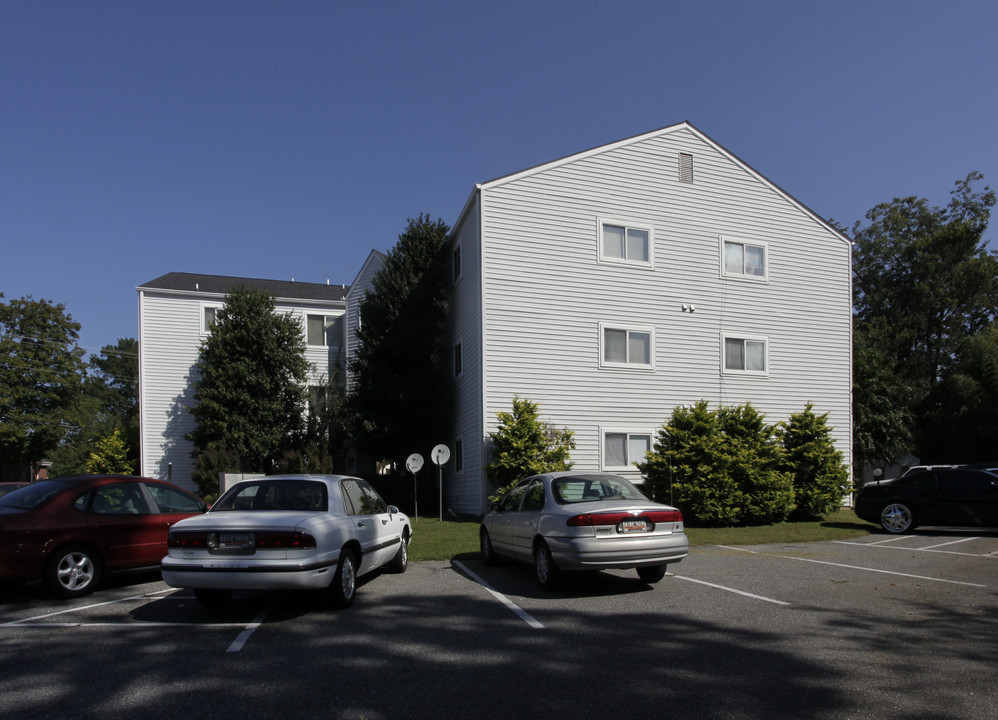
452, 560, 545, 629
669, 573, 790, 606
920, 536, 979, 550
1, 589, 174, 627
833, 539, 998, 559
227, 597, 278, 653
782, 556, 987, 587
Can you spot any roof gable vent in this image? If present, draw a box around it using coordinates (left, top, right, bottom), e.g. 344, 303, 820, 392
679, 152, 694, 183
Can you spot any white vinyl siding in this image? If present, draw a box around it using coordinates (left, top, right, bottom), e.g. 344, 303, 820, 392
460, 122, 851, 504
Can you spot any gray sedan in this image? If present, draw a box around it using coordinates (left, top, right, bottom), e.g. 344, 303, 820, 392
480, 472, 688, 589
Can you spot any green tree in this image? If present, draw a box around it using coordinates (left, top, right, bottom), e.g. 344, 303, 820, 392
638, 401, 793, 527
0, 294, 86, 477
348, 214, 451, 473
187, 286, 311, 495
86, 428, 134, 475
850, 172, 998, 462
486, 397, 575, 501
918, 328, 998, 461
49, 338, 140, 477
277, 371, 350, 474
779, 403, 849, 520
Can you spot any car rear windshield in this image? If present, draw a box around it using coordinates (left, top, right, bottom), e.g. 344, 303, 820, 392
552, 475, 649, 504
211, 479, 328, 512
0, 480, 71, 510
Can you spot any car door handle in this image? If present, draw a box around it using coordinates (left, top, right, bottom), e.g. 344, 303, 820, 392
382, 519, 389, 525
357, 521, 366, 528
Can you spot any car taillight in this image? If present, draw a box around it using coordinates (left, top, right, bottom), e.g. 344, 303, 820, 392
254, 532, 316, 549
566, 509, 683, 526
169, 532, 209, 548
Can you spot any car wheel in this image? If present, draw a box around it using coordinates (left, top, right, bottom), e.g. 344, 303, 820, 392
330, 549, 357, 609
194, 589, 233, 609
43, 544, 102, 598
389, 532, 409, 573
534, 540, 562, 591
480, 529, 500, 566
880, 502, 916, 534
637, 564, 667, 584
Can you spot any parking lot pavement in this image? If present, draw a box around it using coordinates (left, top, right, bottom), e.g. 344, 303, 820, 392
1, 532, 996, 720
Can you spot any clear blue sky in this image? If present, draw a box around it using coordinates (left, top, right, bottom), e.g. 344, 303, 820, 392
2, 0, 996, 356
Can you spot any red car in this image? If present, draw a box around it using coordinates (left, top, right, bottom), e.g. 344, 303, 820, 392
0, 475, 207, 598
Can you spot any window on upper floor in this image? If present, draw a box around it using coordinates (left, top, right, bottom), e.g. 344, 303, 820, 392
603, 431, 652, 470
307, 314, 343, 347
600, 324, 653, 369
599, 219, 653, 267
722, 334, 768, 375
454, 340, 463, 377
454, 438, 464, 473
201, 305, 220, 335
721, 237, 767, 281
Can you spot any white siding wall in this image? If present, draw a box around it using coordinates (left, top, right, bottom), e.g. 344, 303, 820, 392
344, 252, 385, 392
461, 126, 851, 510
139, 290, 345, 493
446, 196, 486, 513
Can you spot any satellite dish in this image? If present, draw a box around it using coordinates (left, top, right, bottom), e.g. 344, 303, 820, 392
431, 444, 450, 466
406, 453, 424, 474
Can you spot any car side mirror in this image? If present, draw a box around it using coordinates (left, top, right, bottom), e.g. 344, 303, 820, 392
388, 505, 399, 515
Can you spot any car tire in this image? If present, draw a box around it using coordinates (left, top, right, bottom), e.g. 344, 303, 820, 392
389, 532, 409, 573
880, 502, 916, 534
534, 540, 562, 591
480, 529, 500, 566
43, 544, 102, 598
329, 549, 357, 609
637, 564, 667, 584
194, 589, 233, 609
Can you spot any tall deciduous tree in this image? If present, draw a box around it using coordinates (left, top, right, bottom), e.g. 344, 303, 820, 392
850, 172, 998, 463
0, 294, 86, 477
348, 214, 451, 473
485, 396, 575, 501
187, 286, 311, 494
50, 338, 140, 477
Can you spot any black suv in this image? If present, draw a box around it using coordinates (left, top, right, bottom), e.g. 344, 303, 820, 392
855, 465, 998, 533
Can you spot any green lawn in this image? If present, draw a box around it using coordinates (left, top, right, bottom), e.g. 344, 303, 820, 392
408, 508, 874, 562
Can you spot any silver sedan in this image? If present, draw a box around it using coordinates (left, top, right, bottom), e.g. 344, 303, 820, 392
480, 471, 688, 589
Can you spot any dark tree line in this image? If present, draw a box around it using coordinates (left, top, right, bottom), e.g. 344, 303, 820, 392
848, 172, 998, 470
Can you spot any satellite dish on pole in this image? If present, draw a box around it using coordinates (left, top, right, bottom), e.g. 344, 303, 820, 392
431, 444, 450, 466
406, 453, 424, 474
406, 453, 424, 520
431, 444, 450, 522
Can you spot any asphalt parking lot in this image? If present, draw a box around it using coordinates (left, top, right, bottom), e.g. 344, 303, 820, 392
2, 529, 996, 720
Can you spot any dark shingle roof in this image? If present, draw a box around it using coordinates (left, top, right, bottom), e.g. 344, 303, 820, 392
138, 272, 348, 302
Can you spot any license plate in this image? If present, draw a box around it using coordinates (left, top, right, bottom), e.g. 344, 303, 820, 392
219, 533, 255, 550
618, 519, 649, 533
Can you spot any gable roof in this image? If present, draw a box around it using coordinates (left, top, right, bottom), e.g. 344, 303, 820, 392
452, 121, 851, 245
137, 272, 348, 302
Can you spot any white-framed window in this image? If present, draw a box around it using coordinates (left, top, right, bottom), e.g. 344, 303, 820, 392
452, 244, 462, 282
307, 314, 344, 347
600, 323, 653, 369
721, 236, 768, 281
453, 339, 463, 377
602, 430, 652, 470
598, 218, 653, 267
200, 304, 220, 335
722, 334, 768, 375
